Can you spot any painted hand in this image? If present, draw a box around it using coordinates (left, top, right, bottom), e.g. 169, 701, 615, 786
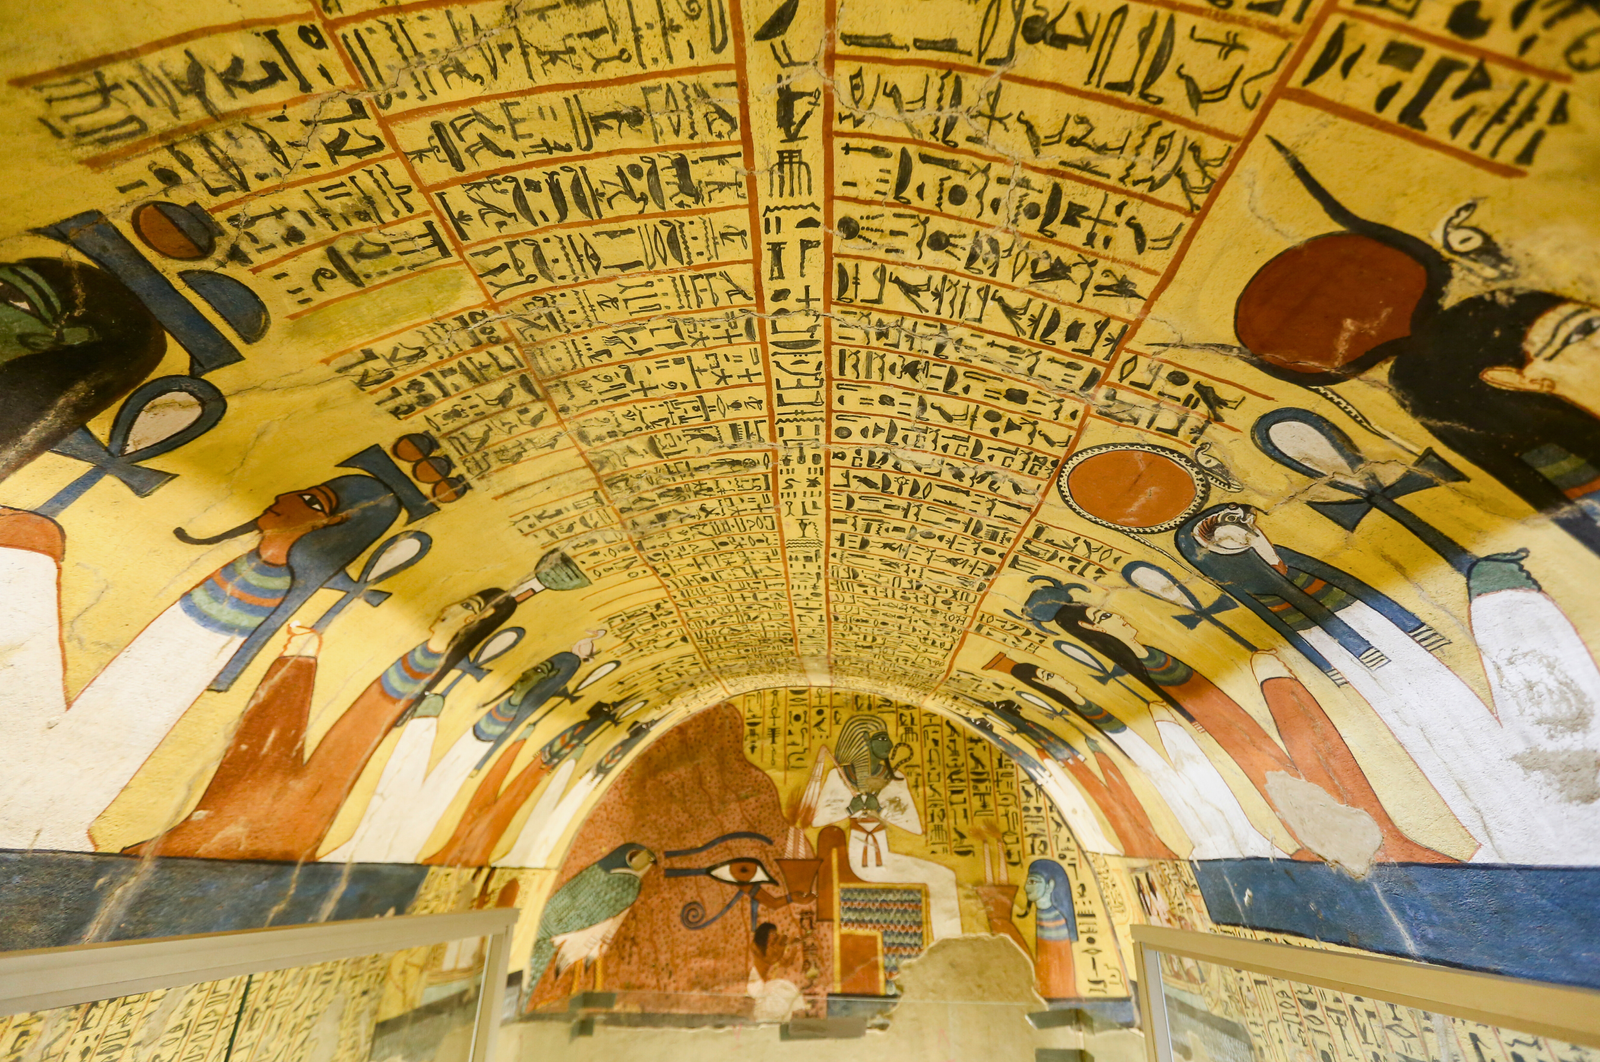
1468, 548, 1542, 597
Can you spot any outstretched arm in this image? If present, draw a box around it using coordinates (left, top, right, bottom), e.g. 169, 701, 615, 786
1278, 546, 1426, 633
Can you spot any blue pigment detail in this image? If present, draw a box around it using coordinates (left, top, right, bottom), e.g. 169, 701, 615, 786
1194, 858, 1600, 990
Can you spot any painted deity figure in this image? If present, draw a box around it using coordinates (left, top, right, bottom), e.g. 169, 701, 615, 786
0, 472, 405, 852
325, 638, 602, 866
981, 697, 1177, 860
126, 586, 518, 862
1219, 147, 1600, 847
522, 843, 656, 1010
0, 257, 172, 849
0, 258, 167, 481
1247, 408, 1600, 798
1027, 582, 1450, 868
1021, 859, 1077, 1000
469, 644, 591, 769
960, 708, 1124, 861
987, 654, 1276, 861
425, 694, 635, 867
493, 717, 657, 870
839, 719, 897, 815
951, 694, 1118, 856
1234, 141, 1600, 558
960, 711, 1127, 860
0, 256, 436, 853
807, 715, 962, 941
1180, 503, 1600, 863
1176, 504, 1448, 679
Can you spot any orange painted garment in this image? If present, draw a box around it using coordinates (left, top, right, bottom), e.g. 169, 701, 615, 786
1140, 647, 1299, 800
423, 738, 551, 866
986, 701, 1177, 859
1143, 647, 1455, 863
426, 702, 625, 866
1259, 672, 1452, 863
1032, 920, 1077, 999
125, 642, 443, 862
1062, 755, 1176, 860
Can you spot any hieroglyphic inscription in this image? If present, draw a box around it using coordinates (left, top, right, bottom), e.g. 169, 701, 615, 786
15, 0, 1592, 706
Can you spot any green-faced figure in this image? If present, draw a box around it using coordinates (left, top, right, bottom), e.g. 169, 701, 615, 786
836, 714, 897, 816
0, 258, 166, 482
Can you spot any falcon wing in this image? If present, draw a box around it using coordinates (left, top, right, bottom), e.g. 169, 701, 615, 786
537, 865, 642, 938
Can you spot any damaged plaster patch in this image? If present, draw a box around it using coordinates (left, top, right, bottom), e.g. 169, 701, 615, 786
1487, 646, 1596, 737
1510, 749, 1600, 804
1266, 772, 1382, 876
881, 933, 1047, 1010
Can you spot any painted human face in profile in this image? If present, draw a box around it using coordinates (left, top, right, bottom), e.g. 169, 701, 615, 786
1024, 870, 1053, 906
1032, 668, 1081, 702
1480, 301, 1600, 420
868, 730, 894, 760
1082, 606, 1140, 645
431, 594, 487, 641
256, 485, 341, 535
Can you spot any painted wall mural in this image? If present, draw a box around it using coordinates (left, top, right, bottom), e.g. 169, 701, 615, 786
524, 693, 1131, 1021
0, 0, 1597, 1039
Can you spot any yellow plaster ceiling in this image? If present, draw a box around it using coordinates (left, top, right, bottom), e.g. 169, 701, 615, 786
0, 0, 1597, 886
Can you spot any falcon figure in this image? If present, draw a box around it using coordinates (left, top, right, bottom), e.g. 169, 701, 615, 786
524, 842, 656, 999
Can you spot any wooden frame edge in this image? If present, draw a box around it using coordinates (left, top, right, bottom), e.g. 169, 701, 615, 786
1131, 926, 1600, 1049
0, 908, 520, 1021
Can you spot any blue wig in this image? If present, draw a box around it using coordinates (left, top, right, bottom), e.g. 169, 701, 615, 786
1022, 577, 1088, 628
210, 474, 401, 691
1027, 857, 1078, 939
208, 445, 437, 691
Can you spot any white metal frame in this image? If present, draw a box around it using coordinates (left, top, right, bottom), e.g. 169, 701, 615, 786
0, 909, 519, 1062
1132, 925, 1600, 1062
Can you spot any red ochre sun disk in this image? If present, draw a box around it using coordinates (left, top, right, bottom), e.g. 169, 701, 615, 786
1235, 233, 1430, 374
1066, 449, 1197, 528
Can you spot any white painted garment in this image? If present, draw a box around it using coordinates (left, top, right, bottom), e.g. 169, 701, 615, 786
320, 715, 438, 863
844, 820, 964, 941
1030, 766, 1118, 856
1134, 719, 1277, 859
323, 723, 491, 864
809, 770, 963, 940
811, 768, 921, 833
512, 768, 602, 869
746, 968, 805, 1021
0, 583, 244, 852
0, 545, 69, 732
494, 758, 578, 868
1304, 598, 1588, 863
1472, 587, 1600, 753
1469, 587, 1600, 859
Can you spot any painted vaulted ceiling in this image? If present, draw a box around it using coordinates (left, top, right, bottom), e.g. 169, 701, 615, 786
2, 0, 1600, 1020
